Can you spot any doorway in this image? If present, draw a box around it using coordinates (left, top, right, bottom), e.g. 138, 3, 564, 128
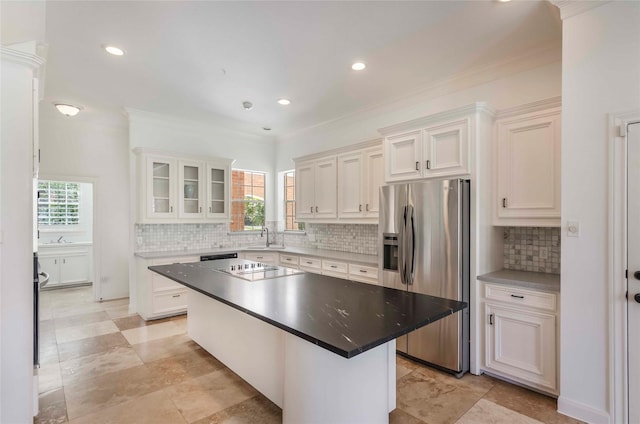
36, 176, 99, 301
627, 122, 640, 424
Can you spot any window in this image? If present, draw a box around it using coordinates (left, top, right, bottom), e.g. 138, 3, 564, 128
231, 170, 265, 231
37, 181, 80, 226
284, 171, 304, 231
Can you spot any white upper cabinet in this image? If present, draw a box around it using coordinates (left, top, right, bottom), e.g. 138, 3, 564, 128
337, 147, 383, 219
145, 156, 177, 219
295, 157, 337, 220
295, 140, 382, 223
135, 149, 233, 223
385, 131, 422, 182
423, 119, 469, 178
494, 104, 561, 226
178, 160, 205, 219
380, 106, 478, 183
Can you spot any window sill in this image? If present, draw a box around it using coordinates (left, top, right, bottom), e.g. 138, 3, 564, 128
284, 231, 306, 235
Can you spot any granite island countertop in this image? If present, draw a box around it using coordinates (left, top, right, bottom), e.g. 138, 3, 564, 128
477, 269, 560, 292
136, 246, 378, 266
149, 259, 466, 359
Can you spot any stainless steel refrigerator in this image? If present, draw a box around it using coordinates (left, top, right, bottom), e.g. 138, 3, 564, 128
379, 179, 469, 376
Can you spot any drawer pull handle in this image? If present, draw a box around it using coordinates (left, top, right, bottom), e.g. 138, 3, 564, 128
510, 294, 524, 299
330, 265, 337, 268
366, 204, 369, 211
489, 313, 494, 325
172, 294, 181, 298
359, 269, 367, 273
286, 258, 291, 261
256, 256, 263, 259
306, 261, 312, 264
415, 161, 419, 171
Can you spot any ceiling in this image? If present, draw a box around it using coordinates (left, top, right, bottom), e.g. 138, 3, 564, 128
40, 1, 561, 136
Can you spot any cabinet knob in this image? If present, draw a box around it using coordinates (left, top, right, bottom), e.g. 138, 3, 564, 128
172, 294, 181, 298
634, 271, 640, 280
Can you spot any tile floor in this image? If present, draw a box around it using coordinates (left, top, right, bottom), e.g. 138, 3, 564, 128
36, 286, 582, 424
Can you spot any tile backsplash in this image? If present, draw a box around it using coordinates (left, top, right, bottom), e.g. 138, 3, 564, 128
503, 227, 560, 274
135, 222, 379, 256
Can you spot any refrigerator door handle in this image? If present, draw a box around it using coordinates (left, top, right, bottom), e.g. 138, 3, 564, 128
399, 205, 407, 285
406, 204, 416, 285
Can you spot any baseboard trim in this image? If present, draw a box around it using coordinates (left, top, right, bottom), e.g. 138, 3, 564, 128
557, 396, 610, 424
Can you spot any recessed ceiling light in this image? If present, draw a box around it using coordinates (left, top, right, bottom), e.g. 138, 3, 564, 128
351, 62, 366, 71
103, 45, 125, 56
242, 101, 253, 110
277, 98, 291, 106
54, 103, 81, 117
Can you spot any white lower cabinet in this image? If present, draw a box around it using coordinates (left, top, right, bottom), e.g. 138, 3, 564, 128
279, 253, 299, 269
135, 256, 199, 320
39, 245, 91, 287
298, 256, 322, 274
348, 264, 379, 285
482, 283, 558, 394
242, 252, 278, 265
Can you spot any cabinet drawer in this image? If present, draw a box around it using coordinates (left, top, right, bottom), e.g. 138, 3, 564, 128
299, 256, 322, 272
152, 274, 184, 292
348, 264, 379, 284
244, 252, 278, 264
279, 254, 299, 267
485, 284, 557, 312
322, 259, 348, 275
152, 289, 188, 315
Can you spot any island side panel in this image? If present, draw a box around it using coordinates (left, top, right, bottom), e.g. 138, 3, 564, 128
283, 333, 395, 424
187, 288, 285, 408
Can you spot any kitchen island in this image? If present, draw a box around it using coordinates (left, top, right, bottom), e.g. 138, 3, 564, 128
149, 259, 466, 424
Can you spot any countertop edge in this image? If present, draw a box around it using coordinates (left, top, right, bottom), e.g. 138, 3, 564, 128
477, 270, 560, 293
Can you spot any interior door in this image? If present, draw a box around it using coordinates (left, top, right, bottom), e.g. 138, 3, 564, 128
628, 122, 640, 424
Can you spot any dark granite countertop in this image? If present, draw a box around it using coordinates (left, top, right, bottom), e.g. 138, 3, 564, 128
149, 259, 467, 359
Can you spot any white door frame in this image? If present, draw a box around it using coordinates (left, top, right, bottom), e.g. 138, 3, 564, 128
609, 111, 640, 424
37, 173, 101, 301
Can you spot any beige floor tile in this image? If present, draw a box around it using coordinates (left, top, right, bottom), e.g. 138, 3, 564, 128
121, 320, 185, 345
34, 387, 68, 424
132, 333, 204, 363
483, 380, 584, 424
390, 408, 428, 424
68, 389, 187, 424
55, 320, 119, 344
57, 332, 130, 362
456, 399, 544, 424
192, 395, 281, 424
103, 303, 136, 319
60, 346, 143, 385
52, 303, 107, 319
64, 349, 224, 420
396, 369, 493, 424
163, 368, 258, 423
54, 311, 111, 330
38, 362, 63, 394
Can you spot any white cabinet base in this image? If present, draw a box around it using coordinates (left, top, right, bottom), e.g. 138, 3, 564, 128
187, 288, 396, 424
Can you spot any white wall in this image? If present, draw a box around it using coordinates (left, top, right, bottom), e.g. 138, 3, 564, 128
39, 107, 129, 300
559, 2, 640, 423
276, 57, 562, 168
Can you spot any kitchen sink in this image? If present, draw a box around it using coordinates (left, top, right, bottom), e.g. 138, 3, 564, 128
245, 245, 286, 250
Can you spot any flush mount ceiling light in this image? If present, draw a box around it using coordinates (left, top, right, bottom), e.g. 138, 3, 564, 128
277, 98, 291, 106
351, 62, 366, 71
54, 103, 81, 117
103, 45, 125, 56
242, 101, 253, 110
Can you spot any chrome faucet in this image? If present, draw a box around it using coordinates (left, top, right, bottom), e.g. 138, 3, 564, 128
261, 226, 270, 247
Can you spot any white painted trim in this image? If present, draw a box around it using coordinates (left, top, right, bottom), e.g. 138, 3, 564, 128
377, 102, 495, 136
609, 110, 640, 424
292, 138, 382, 163
557, 396, 610, 424
37, 174, 101, 301
0, 46, 45, 70
549, 1, 611, 20
131, 147, 235, 165
494, 97, 562, 119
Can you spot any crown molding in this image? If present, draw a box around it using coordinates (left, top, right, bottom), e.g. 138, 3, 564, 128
495, 96, 562, 119
0, 45, 45, 69
293, 138, 382, 163
377, 102, 495, 137
131, 146, 236, 165
549, 0, 611, 20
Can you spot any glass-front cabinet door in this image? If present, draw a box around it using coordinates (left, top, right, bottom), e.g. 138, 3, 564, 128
146, 156, 177, 219
178, 160, 205, 219
206, 163, 229, 219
